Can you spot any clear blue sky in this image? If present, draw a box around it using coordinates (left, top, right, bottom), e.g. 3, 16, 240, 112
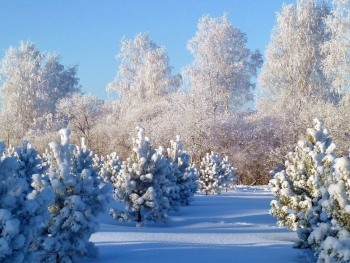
0, 0, 295, 100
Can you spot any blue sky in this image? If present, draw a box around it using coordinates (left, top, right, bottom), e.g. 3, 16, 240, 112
0, 0, 294, 99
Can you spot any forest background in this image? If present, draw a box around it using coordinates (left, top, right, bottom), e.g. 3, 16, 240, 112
1, 0, 350, 185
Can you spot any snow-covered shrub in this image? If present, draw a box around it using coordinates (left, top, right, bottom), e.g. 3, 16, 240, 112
0, 141, 54, 263
168, 136, 198, 206
198, 152, 237, 195
110, 127, 171, 226
269, 118, 336, 248
93, 152, 122, 184
41, 129, 111, 263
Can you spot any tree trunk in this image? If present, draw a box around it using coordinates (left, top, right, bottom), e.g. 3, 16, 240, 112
137, 210, 142, 223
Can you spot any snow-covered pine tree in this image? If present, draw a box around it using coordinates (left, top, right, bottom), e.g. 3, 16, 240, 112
217, 156, 237, 192
6, 140, 48, 186
198, 152, 222, 195
308, 156, 350, 262
269, 118, 336, 248
41, 129, 110, 263
168, 136, 198, 206
110, 127, 170, 226
0, 141, 54, 263
71, 137, 95, 173
11, 140, 54, 260
72, 136, 113, 219
93, 152, 122, 184
156, 146, 180, 212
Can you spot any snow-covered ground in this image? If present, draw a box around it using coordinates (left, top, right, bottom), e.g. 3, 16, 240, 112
82, 186, 300, 263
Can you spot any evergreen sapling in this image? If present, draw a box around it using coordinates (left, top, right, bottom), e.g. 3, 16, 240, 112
41, 129, 111, 263
110, 127, 170, 226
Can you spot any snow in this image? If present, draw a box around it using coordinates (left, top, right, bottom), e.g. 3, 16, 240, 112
82, 186, 299, 263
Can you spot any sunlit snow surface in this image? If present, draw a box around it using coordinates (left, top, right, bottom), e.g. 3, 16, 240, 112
82, 186, 299, 263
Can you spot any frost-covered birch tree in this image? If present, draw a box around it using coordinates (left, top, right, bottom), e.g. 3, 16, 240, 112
258, 0, 330, 104
184, 14, 262, 112
322, 0, 350, 96
104, 33, 181, 157
107, 32, 181, 102
0, 42, 80, 144
252, 0, 341, 186
56, 94, 104, 145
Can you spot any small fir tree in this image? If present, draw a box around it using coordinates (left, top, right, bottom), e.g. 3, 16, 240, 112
269, 118, 336, 248
0, 141, 54, 263
198, 152, 222, 195
309, 157, 350, 262
72, 137, 95, 173
7, 140, 48, 186
41, 129, 110, 263
156, 146, 181, 212
110, 127, 171, 226
93, 152, 122, 184
168, 136, 198, 205
217, 156, 237, 192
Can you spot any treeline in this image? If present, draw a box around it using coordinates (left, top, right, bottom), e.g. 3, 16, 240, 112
1, 0, 350, 185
